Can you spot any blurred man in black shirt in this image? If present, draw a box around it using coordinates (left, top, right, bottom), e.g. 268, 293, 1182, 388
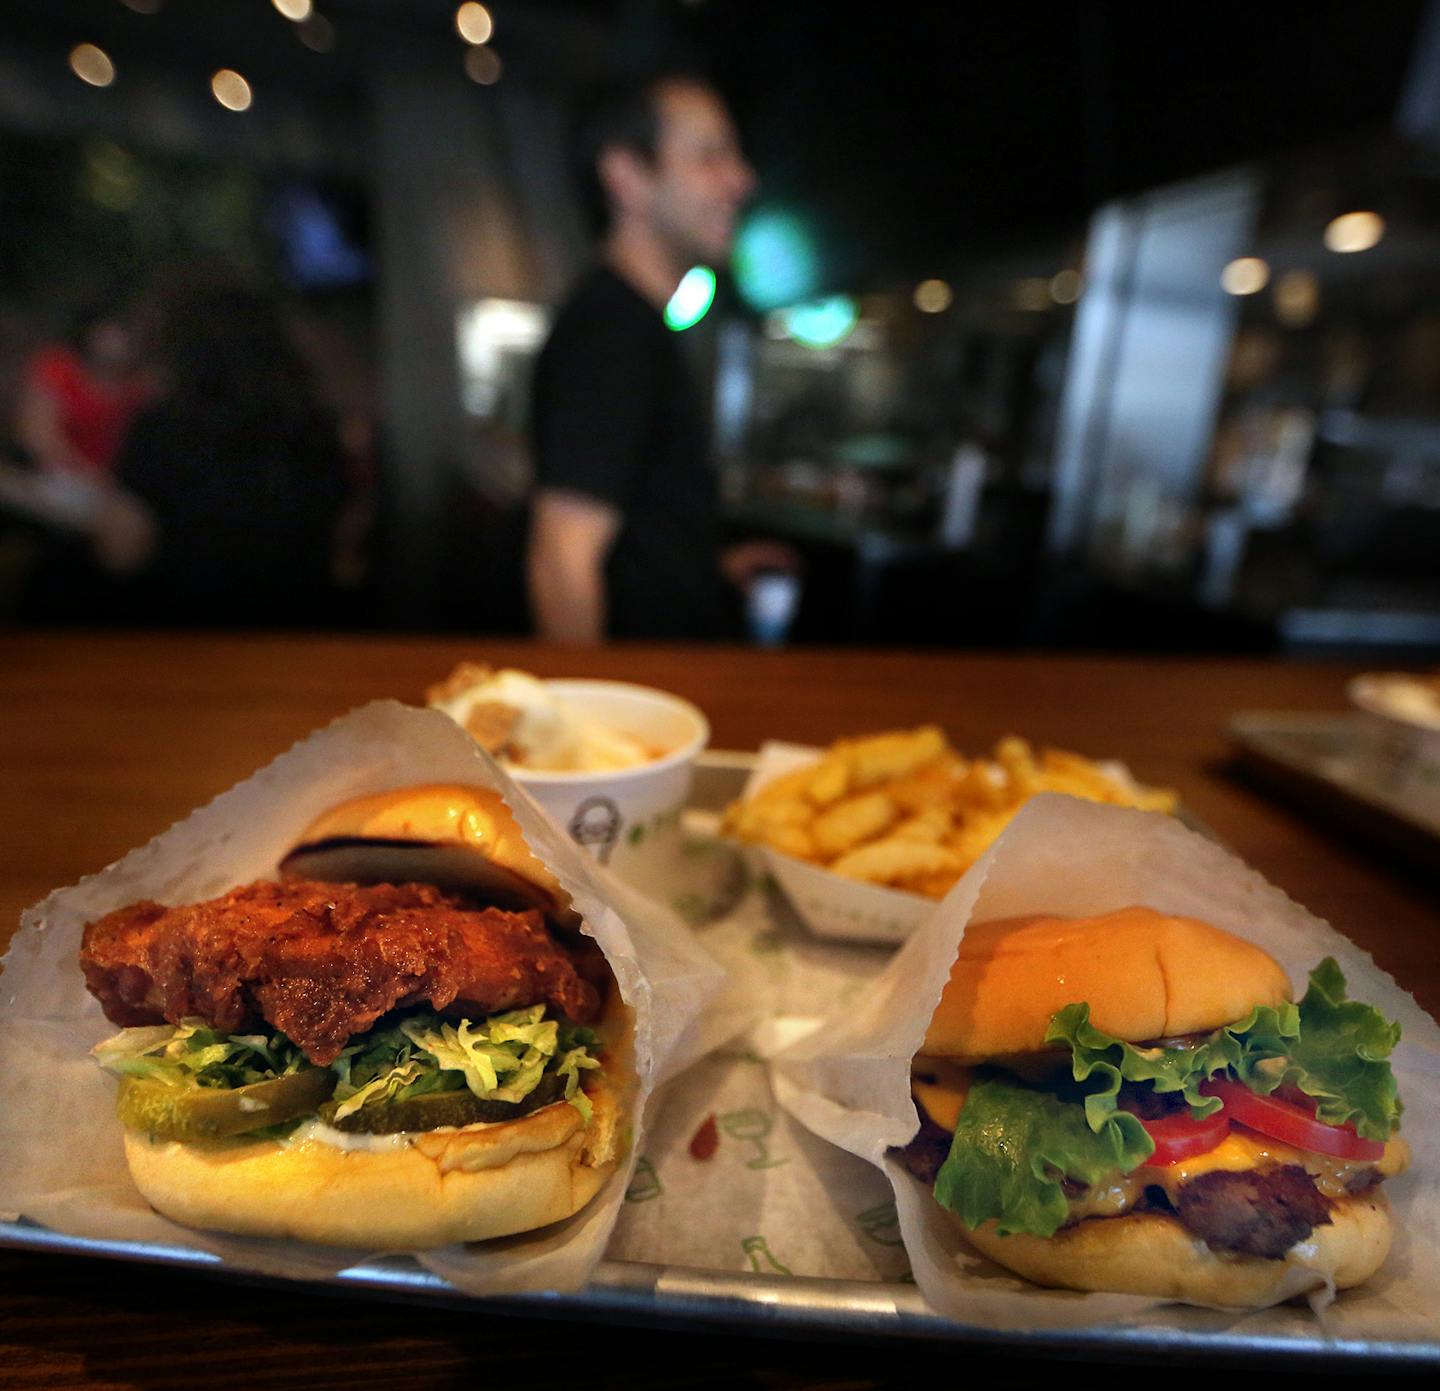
528, 74, 791, 643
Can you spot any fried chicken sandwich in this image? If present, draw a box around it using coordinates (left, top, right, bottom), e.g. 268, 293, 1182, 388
79, 784, 624, 1249
895, 907, 1409, 1306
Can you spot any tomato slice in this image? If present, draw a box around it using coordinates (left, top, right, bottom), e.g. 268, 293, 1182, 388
1130, 1105, 1231, 1167
1200, 1078, 1385, 1161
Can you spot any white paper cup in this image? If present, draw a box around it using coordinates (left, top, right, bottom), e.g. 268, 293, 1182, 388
508, 681, 710, 898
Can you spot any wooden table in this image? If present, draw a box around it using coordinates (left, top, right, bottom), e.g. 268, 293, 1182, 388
2, 632, 1436, 1386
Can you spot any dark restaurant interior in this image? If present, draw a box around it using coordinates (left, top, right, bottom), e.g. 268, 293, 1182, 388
4, 3, 1440, 1387
2, 0, 1438, 653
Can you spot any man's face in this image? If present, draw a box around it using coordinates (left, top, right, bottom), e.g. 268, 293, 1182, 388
643, 82, 755, 265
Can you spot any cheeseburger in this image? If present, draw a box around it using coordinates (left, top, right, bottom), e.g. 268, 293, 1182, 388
896, 907, 1408, 1306
78, 784, 625, 1249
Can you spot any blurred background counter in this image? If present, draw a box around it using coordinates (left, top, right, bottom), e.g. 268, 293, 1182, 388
0, 1, 1438, 657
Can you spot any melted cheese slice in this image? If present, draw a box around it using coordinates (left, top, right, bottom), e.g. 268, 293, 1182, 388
1074, 1128, 1411, 1220
910, 1057, 972, 1134
1154, 1127, 1408, 1198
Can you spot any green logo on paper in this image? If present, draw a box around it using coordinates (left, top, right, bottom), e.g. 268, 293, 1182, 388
624, 1155, 663, 1202
741, 1234, 792, 1276
719, 1109, 788, 1170
670, 891, 710, 923
856, 1201, 905, 1247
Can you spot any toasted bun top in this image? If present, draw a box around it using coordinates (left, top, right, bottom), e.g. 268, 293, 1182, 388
281, 783, 572, 920
922, 906, 1291, 1060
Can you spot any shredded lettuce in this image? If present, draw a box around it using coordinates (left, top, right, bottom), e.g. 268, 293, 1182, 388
94, 1006, 604, 1126
401, 1008, 553, 1099
92, 1019, 307, 1089
331, 1060, 428, 1121
399, 1007, 601, 1111
567, 1085, 594, 1125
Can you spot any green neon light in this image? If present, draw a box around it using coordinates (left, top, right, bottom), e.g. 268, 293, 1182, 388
664, 265, 717, 330
784, 295, 858, 349
733, 209, 818, 311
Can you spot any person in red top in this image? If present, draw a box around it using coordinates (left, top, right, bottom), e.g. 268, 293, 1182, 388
16, 298, 149, 479
5, 297, 156, 611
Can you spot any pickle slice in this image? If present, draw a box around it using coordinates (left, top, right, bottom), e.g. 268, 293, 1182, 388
321, 1073, 566, 1134
116, 1068, 337, 1141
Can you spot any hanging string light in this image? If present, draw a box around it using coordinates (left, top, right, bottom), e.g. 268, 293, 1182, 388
914, 279, 952, 313
1324, 212, 1385, 254
1221, 257, 1269, 295
456, 4, 495, 44
211, 68, 253, 112
69, 44, 116, 87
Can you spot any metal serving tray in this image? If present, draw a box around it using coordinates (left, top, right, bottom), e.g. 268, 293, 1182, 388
3, 1217, 1436, 1365
1229, 712, 1440, 876
3, 751, 1436, 1366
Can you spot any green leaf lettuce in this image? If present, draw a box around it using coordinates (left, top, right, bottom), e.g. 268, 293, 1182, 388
1044, 958, 1401, 1142
932, 1072, 1154, 1238
1231, 958, 1402, 1140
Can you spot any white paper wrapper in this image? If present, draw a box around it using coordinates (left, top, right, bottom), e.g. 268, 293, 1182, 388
0, 701, 727, 1295
774, 793, 1440, 1341
605, 866, 911, 1283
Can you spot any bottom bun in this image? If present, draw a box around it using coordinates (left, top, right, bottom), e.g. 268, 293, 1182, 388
958, 1191, 1393, 1309
123, 1072, 621, 1250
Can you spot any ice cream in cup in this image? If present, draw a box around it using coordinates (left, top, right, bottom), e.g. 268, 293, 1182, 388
428, 667, 710, 897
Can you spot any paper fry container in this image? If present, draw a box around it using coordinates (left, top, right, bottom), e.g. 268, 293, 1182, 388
739, 741, 934, 944
741, 743, 1188, 946
0, 701, 727, 1295
762, 849, 932, 944
772, 793, 1440, 1340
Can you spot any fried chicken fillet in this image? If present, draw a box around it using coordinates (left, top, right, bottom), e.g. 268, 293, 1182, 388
80, 880, 601, 1065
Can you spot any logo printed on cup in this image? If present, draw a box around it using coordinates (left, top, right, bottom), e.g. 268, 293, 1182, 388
568, 796, 623, 865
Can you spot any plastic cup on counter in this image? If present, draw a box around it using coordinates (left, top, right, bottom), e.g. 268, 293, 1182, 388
746, 571, 801, 648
